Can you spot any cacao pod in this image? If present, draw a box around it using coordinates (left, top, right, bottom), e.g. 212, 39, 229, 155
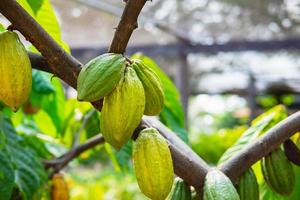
236, 168, 259, 200
133, 128, 174, 200
261, 147, 295, 196
131, 59, 164, 116
101, 67, 145, 150
168, 177, 192, 200
0, 31, 32, 111
77, 53, 126, 102
203, 169, 240, 200
284, 139, 300, 166
51, 173, 69, 200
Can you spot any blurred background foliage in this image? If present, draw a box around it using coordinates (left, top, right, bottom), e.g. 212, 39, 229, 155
1, 0, 300, 199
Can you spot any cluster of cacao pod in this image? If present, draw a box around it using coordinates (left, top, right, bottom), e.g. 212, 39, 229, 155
0, 31, 32, 111
133, 127, 174, 200
77, 54, 164, 150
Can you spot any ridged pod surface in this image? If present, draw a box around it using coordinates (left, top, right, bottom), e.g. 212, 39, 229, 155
51, 173, 69, 200
261, 148, 295, 196
101, 67, 145, 150
77, 53, 126, 102
167, 177, 192, 200
131, 59, 164, 116
236, 168, 259, 200
203, 169, 240, 200
0, 31, 32, 111
133, 128, 174, 200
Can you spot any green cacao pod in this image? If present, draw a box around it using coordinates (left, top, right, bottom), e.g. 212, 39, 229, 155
101, 67, 145, 150
0, 31, 32, 111
203, 169, 240, 200
133, 128, 174, 200
167, 177, 192, 200
77, 53, 126, 102
131, 59, 164, 116
236, 168, 259, 200
261, 148, 295, 196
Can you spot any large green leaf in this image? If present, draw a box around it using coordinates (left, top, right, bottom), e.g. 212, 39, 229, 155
218, 105, 287, 163
0, 114, 47, 200
30, 77, 65, 135
131, 54, 188, 142
26, 0, 44, 15
32, 70, 55, 94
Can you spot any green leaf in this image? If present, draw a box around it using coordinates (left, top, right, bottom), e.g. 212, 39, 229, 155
0, 24, 5, 32
32, 70, 55, 94
26, 0, 44, 15
85, 110, 100, 139
31, 78, 65, 135
0, 114, 47, 200
218, 105, 287, 163
131, 54, 188, 142
160, 107, 189, 142
0, 130, 6, 149
115, 141, 133, 172
0, 149, 15, 200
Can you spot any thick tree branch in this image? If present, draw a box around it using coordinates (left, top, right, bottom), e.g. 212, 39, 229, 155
108, 0, 147, 53
0, 0, 81, 89
219, 111, 300, 184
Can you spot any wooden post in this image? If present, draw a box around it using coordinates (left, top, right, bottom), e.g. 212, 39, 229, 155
175, 52, 189, 127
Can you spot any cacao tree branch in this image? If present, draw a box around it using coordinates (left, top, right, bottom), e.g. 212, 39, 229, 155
219, 111, 300, 184
44, 134, 105, 176
108, 0, 148, 53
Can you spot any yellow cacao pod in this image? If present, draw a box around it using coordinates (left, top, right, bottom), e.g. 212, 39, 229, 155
133, 128, 174, 200
131, 59, 164, 116
101, 67, 145, 150
51, 173, 69, 200
77, 53, 126, 102
0, 31, 32, 111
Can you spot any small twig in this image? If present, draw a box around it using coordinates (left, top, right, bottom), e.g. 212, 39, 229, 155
44, 134, 105, 177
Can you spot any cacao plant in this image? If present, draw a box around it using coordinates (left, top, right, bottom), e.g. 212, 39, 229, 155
236, 168, 259, 200
261, 147, 295, 196
203, 169, 240, 200
0, 31, 32, 111
133, 128, 174, 200
167, 177, 192, 200
131, 59, 164, 116
77, 53, 126, 102
101, 67, 145, 150
51, 173, 69, 200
